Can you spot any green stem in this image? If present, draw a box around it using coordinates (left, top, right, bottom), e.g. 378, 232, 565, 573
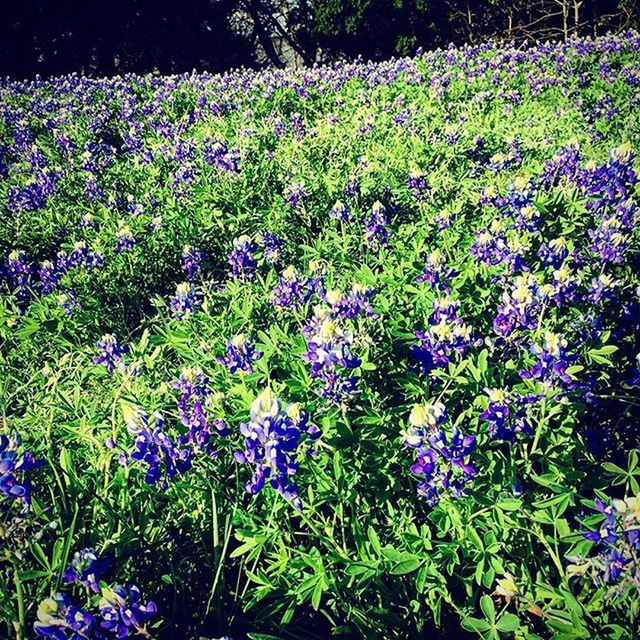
14, 567, 25, 640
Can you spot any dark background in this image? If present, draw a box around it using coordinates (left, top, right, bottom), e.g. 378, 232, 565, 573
1, 0, 639, 79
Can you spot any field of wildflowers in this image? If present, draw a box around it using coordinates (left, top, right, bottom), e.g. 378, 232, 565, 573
1, 30, 640, 640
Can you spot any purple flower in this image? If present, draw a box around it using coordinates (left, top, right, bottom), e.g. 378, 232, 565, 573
403, 404, 476, 507
234, 389, 320, 510
259, 231, 284, 265
170, 282, 201, 320
94, 334, 129, 374
114, 224, 135, 253
284, 181, 307, 208
99, 584, 157, 637
270, 266, 317, 310
228, 235, 258, 279
412, 297, 474, 375
329, 200, 352, 222
34, 593, 97, 639
218, 334, 263, 374
182, 245, 206, 280
302, 305, 361, 403
0, 433, 42, 506
364, 201, 392, 248
172, 367, 228, 455
416, 248, 457, 290
479, 389, 535, 441
324, 284, 378, 320
519, 332, 578, 390
63, 549, 110, 593
407, 170, 430, 202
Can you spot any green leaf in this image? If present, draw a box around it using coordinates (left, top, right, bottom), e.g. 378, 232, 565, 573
496, 613, 520, 632
390, 557, 423, 575
462, 617, 492, 632
480, 594, 496, 624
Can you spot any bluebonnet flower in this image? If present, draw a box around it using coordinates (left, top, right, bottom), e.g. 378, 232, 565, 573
99, 584, 157, 637
520, 332, 578, 390
324, 284, 378, 320
434, 208, 455, 231
403, 403, 476, 507
284, 181, 307, 208
587, 273, 620, 304
568, 494, 639, 591
364, 201, 392, 248
493, 273, 549, 337
0, 433, 42, 506
120, 407, 193, 487
4, 249, 32, 293
588, 216, 629, 264
94, 334, 129, 374
270, 266, 316, 310
583, 499, 620, 544
228, 235, 258, 279
551, 262, 581, 307
539, 238, 570, 268
38, 260, 63, 294
302, 305, 362, 403
63, 549, 110, 593
407, 170, 430, 202
412, 297, 474, 375
170, 282, 201, 320
329, 200, 352, 222
172, 367, 228, 454
80, 213, 97, 229
218, 334, 263, 374
234, 388, 320, 510
479, 389, 535, 441
114, 223, 135, 253
469, 220, 509, 265
416, 248, 457, 290
204, 138, 240, 173
627, 353, 640, 387
56, 291, 81, 315
181, 245, 206, 280
148, 216, 165, 232
259, 231, 284, 264
34, 593, 97, 639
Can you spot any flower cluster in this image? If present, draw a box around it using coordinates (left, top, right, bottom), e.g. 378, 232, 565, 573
416, 248, 457, 291
269, 265, 317, 310
181, 245, 206, 280
259, 231, 284, 265
493, 273, 549, 337
204, 138, 240, 173
566, 495, 639, 594
402, 403, 477, 507
302, 305, 362, 402
519, 332, 578, 390
114, 223, 135, 253
228, 235, 258, 279
329, 200, 352, 222
324, 284, 378, 320
234, 389, 320, 510
364, 201, 392, 248
479, 389, 536, 441
170, 282, 201, 320
35, 582, 157, 639
412, 297, 474, 375
121, 408, 193, 487
172, 367, 228, 455
63, 548, 111, 593
94, 334, 129, 374
0, 433, 42, 507
217, 334, 263, 374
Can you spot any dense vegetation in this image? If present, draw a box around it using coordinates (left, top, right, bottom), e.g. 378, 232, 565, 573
2, 31, 640, 640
